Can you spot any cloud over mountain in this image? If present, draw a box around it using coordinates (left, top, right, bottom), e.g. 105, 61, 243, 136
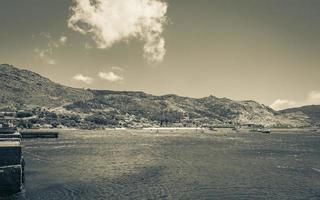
98, 71, 123, 82
34, 33, 67, 65
270, 99, 296, 111
270, 90, 320, 110
73, 74, 93, 84
307, 91, 320, 104
68, 0, 168, 63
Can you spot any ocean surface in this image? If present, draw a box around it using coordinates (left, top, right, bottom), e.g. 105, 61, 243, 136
2, 130, 320, 200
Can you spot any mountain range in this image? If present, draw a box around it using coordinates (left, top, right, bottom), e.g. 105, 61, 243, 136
0, 64, 318, 128
280, 105, 320, 125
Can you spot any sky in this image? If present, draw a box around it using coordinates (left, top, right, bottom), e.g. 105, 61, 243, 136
1, 0, 320, 110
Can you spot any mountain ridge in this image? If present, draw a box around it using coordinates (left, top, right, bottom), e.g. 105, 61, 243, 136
281, 105, 320, 125
0, 64, 313, 128
0, 64, 93, 108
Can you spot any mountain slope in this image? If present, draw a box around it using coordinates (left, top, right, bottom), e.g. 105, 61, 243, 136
0, 64, 93, 108
66, 91, 310, 127
0, 64, 312, 128
281, 105, 320, 125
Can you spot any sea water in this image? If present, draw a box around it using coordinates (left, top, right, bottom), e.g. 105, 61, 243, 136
2, 130, 320, 199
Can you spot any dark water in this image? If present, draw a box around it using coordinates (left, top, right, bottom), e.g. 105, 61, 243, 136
1, 130, 320, 200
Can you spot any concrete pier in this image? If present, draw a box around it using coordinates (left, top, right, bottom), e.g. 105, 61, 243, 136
0, 141, 22, 166
20, 130, 59, 138
0, 137, 24, 194
0, 126, 59, 194
0, 128, 16, 134
0, 133, 21, 139
0, 165, 23, 193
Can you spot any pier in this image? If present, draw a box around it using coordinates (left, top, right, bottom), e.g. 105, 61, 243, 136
0, 133, 21, 139
0, 139, 24, 194
0, 126, 59, 194
0, 119, 61, 194
0, 127, 59, 194
20, 130, 59, 139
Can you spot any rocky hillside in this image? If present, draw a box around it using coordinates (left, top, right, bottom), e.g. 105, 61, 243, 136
0, 64, 312, 128
281, 105, 320, 125
0, 64, 93, 108
65, 91, 310, 128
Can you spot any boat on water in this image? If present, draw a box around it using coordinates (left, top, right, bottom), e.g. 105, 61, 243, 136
249, 126, 271, 134
257, 128, 271, 134
0, 121, 24, 194
310, 128, 320, 133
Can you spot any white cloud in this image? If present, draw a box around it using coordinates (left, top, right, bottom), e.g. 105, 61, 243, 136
34, 33, 67, 65
270, 90, 320, 110
84, 42, 93, 49
111, 66, 124, 71
73, 74, 93, 84
68, 0, 168, 63
39, 32, 52, 39
270, 99, 297, 111
98, 71, 123, 82
34, 48, 57, 65
47, 59, 57, 65
59, 36, 68, 45
307, 91, 320, 104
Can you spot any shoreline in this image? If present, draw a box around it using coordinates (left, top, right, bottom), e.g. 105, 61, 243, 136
17, 127, 319, 134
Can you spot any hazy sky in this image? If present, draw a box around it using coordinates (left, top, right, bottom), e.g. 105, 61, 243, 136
1, 0, 320, 110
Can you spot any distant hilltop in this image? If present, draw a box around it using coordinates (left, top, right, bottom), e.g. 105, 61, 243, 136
0, 64, 318, 129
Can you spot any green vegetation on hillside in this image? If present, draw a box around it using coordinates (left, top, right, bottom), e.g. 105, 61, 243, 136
0, 64, 314, 129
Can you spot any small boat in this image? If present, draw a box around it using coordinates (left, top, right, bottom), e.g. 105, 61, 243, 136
208, 127, 217, 131
258, 129, 271, 134
250, 127, 271, 134
310, 128, 319, 133
232, 127, 240, 132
